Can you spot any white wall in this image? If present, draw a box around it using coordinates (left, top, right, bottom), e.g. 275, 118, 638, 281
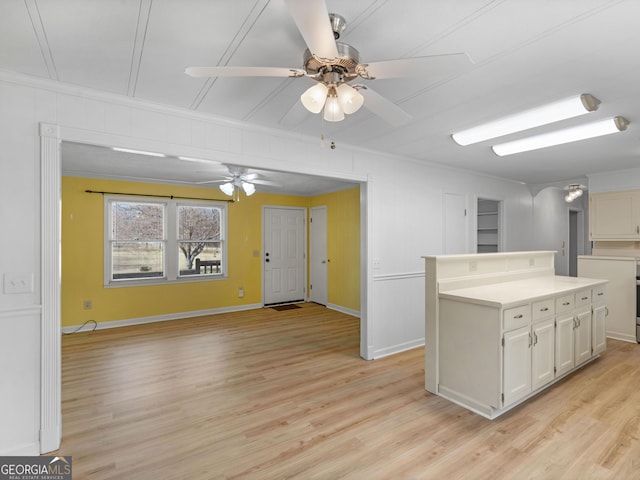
588, 168, 640, 193
0, 72, 535, 455
533, 186, 588, 276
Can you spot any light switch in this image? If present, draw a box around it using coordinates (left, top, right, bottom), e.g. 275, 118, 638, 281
3, 273, 33, 294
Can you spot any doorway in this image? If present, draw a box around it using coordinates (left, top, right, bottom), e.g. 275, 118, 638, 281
309, 206, 328, 305
569, 210, 579, 277
477, 198, 501, 253
263, 206, 306, 305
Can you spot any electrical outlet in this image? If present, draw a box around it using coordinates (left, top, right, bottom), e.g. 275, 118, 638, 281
3, 273, 33, 294
83, 300, 93, 310
238, 287, 244, 298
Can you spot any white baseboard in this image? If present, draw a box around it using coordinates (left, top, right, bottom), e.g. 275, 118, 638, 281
606, 332, 637, 343
326, 303, 360, 318
372, 338, 424, 359
61, 303, 263, 334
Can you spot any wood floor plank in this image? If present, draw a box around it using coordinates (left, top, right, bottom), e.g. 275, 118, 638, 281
56, 303, 640, 479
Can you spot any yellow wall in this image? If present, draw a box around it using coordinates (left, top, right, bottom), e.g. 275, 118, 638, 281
62, 177, 360, 327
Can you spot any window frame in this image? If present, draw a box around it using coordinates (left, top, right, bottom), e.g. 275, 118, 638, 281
104, 195, 227, 287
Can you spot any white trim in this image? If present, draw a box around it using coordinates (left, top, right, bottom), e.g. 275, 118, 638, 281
326, 303, 360, 318
40, 122, 62, 454
373, 339, 424, 359
373, 271, 424, 281
0, 306, 42, 318
606, 332, 637, 343
61, 304, 263, 333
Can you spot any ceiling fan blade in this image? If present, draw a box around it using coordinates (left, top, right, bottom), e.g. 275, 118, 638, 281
285, 0, 339, 59
251, 179, 280, 187
185, 66, 305, 78
359, 53, 472, 79
359, 87, 412, 127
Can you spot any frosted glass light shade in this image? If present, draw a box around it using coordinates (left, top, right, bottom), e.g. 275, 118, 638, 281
219, 182, 234, 196
301, 83, 328, 114
452, 94, 601, 146
323, 95, 344, 122
336, 83, 364, 114
241, 182, 255, 196
492, 116, 628, 156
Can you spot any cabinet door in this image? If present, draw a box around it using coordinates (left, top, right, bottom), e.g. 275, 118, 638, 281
503, 326, 532, 406
555, 314, 575, 377
575, 309, 592, 365
592, 304, 607, 355
590, 191, 640, 240
532, 318, 555, 390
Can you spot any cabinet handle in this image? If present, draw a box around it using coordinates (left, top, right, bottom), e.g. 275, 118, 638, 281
533, 332, 538, 346
528, 333, 532, 347
514, 314, 523, 319
605, 307, 609, 316
573, 318, 578, 329
563, 302, 571, 306
597, 292, 604, 296
637, 225, 639, 234
581, 296, 588, 301
540, 307, 549, 312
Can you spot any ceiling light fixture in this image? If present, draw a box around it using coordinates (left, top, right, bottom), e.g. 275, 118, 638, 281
177, 156, 219, 164
492, 116, 629, 156
112, 147, 166, 157
564, 184, 585, 203
451, 93, 601, 146
219, 179, 256, 201
300, 77, 364, 122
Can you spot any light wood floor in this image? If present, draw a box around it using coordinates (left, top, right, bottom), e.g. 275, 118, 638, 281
58, 302, 640, 479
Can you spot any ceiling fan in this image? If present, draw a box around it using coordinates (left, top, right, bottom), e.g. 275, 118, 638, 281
199, 165, 277, 201
185, 0, 472, 126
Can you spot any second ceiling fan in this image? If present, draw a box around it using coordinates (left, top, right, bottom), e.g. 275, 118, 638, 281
185, 0, 472, 126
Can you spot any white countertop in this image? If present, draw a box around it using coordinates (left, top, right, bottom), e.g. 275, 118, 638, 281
439, 275, 607, 308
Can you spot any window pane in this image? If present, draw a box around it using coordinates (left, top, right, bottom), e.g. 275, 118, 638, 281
112, 202, 163, 241
112, 242, 164, 279
178, 205, 221, 241
179, 242, 221, 276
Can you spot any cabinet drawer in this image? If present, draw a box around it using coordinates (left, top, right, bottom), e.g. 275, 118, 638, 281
503, 304, 530, 331
556, 294, 574, 313
592, 284, 606, 302
532, 298, 555, 321
575, 289, 591, 307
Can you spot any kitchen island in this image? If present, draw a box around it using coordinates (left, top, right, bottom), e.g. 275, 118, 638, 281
424, 251, 607, 419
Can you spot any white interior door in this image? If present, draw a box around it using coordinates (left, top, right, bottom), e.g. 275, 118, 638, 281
263, 207, 306, 305
309, 206, 328, 305
443, 192, 467, 254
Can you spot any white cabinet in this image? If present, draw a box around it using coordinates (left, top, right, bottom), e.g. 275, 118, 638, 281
589, 190, 640, 240
555, 313, 575, 377
531, 317, 555, 390
437, 282, 607, 418
503, 325, 532, 405
592, 284, 607, 354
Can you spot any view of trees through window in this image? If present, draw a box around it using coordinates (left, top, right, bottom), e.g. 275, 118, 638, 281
111, 201, 164, 279
108, 199, 224, 281
178, 205, 221, 275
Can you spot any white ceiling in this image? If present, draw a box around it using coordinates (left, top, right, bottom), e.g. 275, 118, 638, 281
3, 0, 640, 192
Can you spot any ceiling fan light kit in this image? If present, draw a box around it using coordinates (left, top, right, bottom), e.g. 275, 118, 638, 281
491, 116, 629, 156
185, 0, 471, 125
451, 93, 601, 146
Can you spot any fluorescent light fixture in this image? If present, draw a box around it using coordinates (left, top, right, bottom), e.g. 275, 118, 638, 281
452, 94, 601, 146
492, 116, 629, 156
177, 156, 218, 164
112, 147, 166, 157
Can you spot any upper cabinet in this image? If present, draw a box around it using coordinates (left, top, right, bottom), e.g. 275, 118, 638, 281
589, 190, 640, 240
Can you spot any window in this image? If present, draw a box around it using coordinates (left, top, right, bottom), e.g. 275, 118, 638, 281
105, 197, 226, 285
